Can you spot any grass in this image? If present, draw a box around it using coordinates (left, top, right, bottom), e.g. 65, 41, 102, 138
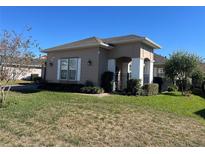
0, 90, 205, 146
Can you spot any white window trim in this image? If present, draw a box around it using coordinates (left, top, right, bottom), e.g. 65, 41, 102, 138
77, 58, 81, 81
59, 58, 69, 80
58, 57, 81, 81
57, 59, 60, 80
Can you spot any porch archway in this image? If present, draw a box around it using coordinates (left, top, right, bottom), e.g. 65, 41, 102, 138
144, 58, 151, 84
115, 57, 132, 90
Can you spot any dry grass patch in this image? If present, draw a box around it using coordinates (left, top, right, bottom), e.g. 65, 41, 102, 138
0, 91, 205, 146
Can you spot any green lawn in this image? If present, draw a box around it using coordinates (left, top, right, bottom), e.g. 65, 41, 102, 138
0, 91, 205, 146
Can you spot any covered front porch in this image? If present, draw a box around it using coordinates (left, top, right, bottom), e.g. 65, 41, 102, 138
108, 57, 154, 91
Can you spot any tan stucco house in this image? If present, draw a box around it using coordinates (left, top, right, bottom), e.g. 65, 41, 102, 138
43, 35, 161, 90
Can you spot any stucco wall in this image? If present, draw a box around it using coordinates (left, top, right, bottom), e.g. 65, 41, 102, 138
140, 43, 154, 60
98, 48, 109, 84
46, 47, 100, 86
107, 42, 141, 59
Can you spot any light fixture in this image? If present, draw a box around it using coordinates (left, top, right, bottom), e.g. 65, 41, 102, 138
49, 57, 55, 67
87, 60, 92, 66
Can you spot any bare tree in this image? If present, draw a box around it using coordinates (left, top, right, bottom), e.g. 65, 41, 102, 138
0, 27, 39, 107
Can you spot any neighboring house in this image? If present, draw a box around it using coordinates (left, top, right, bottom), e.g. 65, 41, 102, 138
43, 35, 161, 90
0, 59, 42, 80
153, 54, 167, 78
199, 63, 205, 73
153, 54, 205, 78
153, 54, 205, 91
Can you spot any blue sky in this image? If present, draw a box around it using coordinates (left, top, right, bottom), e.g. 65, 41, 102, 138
0, 6, 205, 58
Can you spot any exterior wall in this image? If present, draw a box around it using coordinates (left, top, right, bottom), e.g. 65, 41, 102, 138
98, 48, 109, 84
107, 42, 141, 59
140, 43, 154, 61
46, 47, 100, 86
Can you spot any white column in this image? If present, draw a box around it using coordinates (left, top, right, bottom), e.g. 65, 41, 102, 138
149, 60, 154, 83
131, 58, 144, 85
107, 59, 116, 91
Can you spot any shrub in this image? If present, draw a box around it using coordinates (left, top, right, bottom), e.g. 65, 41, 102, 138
85, 80, 94, 87
31, 74, 39, 81
153, 77, 163, 92
101, 71, 114, 92
126, 79, 141, 95
41, 83, 84, 92
33, 77, 43, 83
192, 69, 205, 88
80, 86, 104, 94
167, 84, 178, 92
142, 83, 159, 96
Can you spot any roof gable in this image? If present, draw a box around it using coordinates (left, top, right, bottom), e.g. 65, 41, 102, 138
43, 37, 107, 52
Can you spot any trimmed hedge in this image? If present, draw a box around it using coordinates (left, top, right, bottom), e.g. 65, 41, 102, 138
33, 77, 44, 84
142, 83, 159, 96
126, 79, 141, 95
101, 71, 114, 92
85, 80, 94, 87
40, 83, 84, 92
80, 86, 104, 94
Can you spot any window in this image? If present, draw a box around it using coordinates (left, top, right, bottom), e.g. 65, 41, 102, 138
68, 58, 78, 80
59, 58, 80, 81
60, 59, 68, 80
158, 68, 164, 73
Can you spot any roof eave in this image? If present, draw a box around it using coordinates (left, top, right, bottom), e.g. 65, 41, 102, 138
143, 37, 161, 49
42, 43, 112, 53
104, 38, 161, 49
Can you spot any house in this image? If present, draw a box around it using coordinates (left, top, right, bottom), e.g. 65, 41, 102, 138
0, 57, 43, 80
153, 54, 167, 78
153, 54, 205, 78
42, 35, 161, 90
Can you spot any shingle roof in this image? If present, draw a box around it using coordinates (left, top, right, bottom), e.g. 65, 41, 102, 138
102, 35, 142, 43
43, 37, 107, 52
154, 53, 167, 64
43, 34, 161, 52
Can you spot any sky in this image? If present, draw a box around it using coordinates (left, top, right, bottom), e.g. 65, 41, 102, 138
0, 6, 205, 58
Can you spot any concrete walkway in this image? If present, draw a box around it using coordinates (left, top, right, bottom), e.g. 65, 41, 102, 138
80, 93, 110, 97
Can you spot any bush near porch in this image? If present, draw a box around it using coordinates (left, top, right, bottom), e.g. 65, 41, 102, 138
80, 86, 104, 94
142, 83, 159, 96
101, 71, 114, 93
126, 79, 141, 95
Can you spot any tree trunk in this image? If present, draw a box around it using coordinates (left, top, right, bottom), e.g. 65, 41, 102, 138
0, 85, 11, 107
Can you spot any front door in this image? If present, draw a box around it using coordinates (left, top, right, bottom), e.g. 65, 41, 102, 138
121, 63, 129, 89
